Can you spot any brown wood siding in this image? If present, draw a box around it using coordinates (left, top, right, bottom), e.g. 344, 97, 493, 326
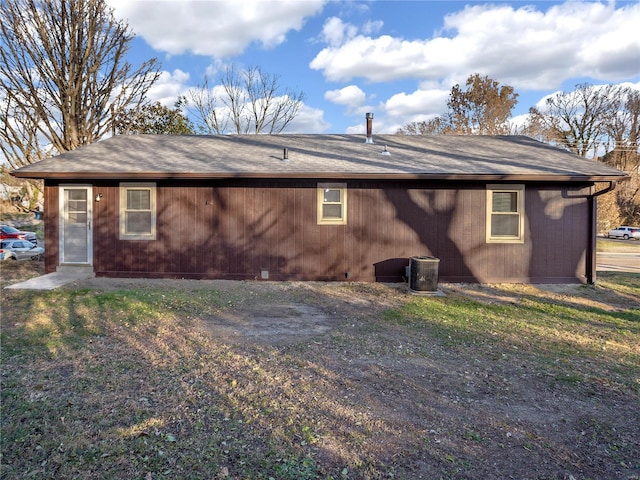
43, 183, 59, 273
44, 180, 591, 283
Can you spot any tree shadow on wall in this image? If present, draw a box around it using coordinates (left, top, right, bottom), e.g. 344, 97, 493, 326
383, 188, 478, 282
526, 189, 589, 282
151, 184, 296, 279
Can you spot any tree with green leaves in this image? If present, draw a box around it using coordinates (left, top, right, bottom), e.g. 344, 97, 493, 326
1, 0, 161, 169
115, 101, 195, 135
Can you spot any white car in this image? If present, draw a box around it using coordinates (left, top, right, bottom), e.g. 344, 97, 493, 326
0, 239, 45, 260
607, 226, 640, 240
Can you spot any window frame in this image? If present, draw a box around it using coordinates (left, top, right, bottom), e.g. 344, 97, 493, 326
317, 182, 347, 225
119, 182, 157, 240
486, 184, 525, 243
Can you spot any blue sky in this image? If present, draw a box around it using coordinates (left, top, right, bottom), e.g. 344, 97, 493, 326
107, 0, 640, 135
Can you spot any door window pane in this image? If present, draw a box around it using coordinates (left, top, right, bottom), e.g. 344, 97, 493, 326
62, 188, 89, 263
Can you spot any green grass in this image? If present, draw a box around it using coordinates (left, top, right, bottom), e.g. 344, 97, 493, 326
597, 237, 640, 252
1, 287, 322, 479
383, 285, 639, 392
1, 288, 238, 357
2, 276, 639, 479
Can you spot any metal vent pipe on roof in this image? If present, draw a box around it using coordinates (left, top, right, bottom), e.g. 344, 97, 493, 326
365, 112, 374, 144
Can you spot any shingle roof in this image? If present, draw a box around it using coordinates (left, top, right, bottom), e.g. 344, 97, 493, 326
12, 134, 627, 182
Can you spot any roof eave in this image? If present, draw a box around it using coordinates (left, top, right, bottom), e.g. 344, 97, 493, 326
12, 171, 630, 182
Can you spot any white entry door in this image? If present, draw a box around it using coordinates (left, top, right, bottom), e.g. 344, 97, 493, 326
59, 186, 93, 264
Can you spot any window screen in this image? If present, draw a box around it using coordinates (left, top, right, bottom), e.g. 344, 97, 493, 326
486, 185, 524, 243
120, 183, 156, 240
317, 183, 347, 225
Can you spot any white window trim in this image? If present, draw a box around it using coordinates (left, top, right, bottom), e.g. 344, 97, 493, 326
486, 184, 525, 243
317, 182, 347, 225
119, 182, 157, 240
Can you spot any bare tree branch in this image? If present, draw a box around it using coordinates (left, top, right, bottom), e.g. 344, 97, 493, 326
0, 0, 161, 167
184, 65, 305, 135
603, 87, 640, 171
527, 83, 621, 158
396, 117, 447, 135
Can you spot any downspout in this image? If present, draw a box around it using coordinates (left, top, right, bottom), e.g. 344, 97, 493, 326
586, 181, 617, 284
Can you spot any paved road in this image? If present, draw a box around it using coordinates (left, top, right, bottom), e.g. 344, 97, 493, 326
597, 237, 639, 273
597, 252, 640, 273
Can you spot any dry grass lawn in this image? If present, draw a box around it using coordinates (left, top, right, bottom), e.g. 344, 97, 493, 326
1, 261, 639, 479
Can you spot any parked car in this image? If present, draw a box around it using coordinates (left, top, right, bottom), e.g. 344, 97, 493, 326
0, 225, 38, 244
0, 239, 44, 261
607, 226, 640, 240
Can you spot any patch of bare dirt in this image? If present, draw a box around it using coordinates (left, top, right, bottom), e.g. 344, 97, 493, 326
77, 275, 639, 321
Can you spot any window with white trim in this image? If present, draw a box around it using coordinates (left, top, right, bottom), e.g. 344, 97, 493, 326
486, 184, 524, 243
120, 183, 156, 240
317, 183, 347, 225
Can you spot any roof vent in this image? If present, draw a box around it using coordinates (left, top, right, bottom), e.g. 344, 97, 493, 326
381, 145, 390, 155
365, 112, 374, 144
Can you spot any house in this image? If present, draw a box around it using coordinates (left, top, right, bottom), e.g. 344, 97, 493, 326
12, 125, 627, 284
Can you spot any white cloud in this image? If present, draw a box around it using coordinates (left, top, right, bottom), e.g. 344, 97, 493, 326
324, 85, 366, 107
344, 112, 399, 135
384, 88, 449, 117
510, 113, 530, 130
283, 104, 330, 133
320, 17, 358, 47
310, 1, 640, 89
107, 0, 326, 58
345, 122, 365, 135
146, 69, 191, 106
310, 34, 441, 83
352, 87, 450, 135
361, 20, 383, 36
